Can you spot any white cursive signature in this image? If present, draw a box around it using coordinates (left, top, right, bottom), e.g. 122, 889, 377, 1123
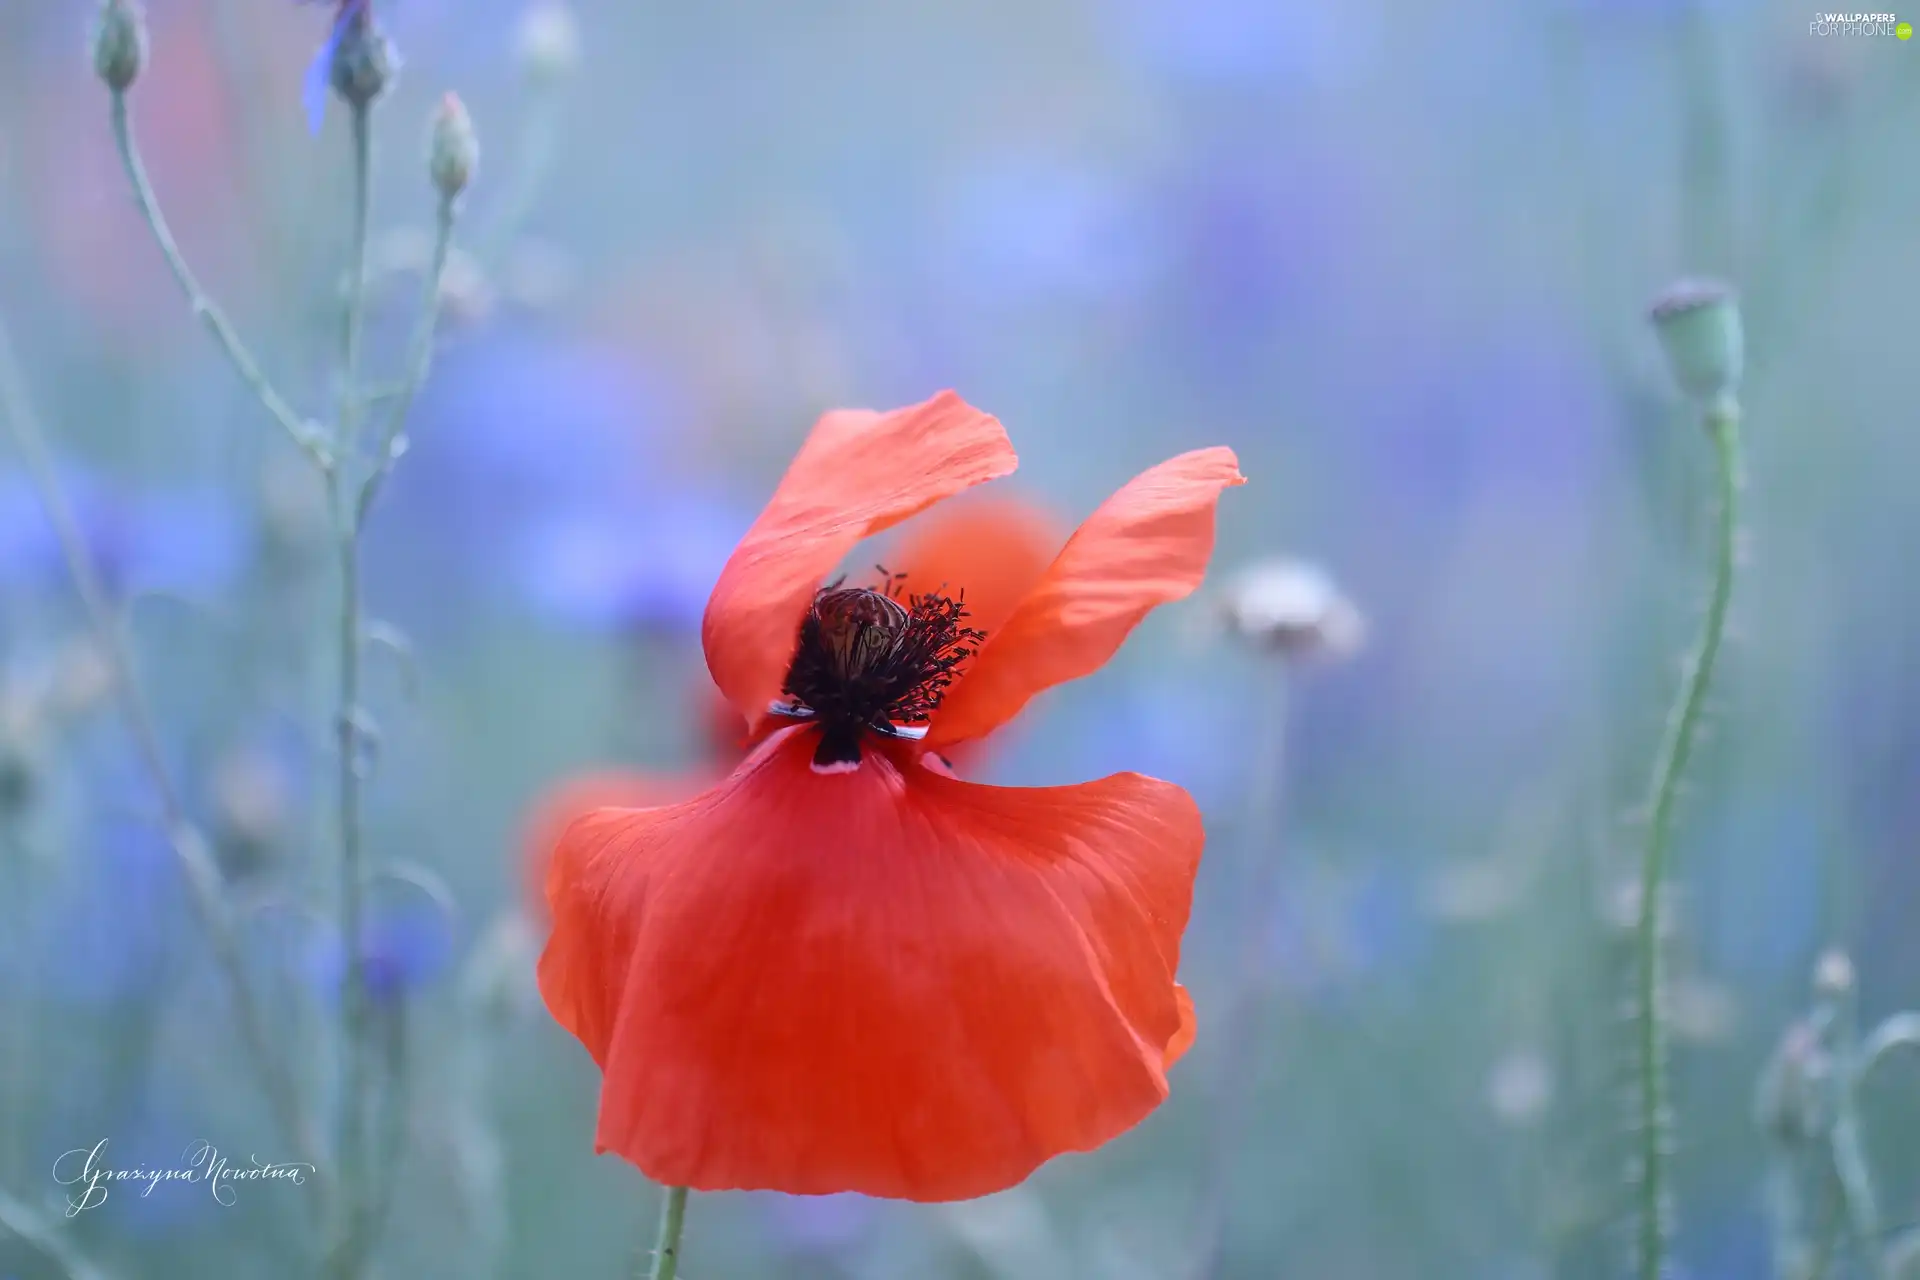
51, 1139, 315, 1215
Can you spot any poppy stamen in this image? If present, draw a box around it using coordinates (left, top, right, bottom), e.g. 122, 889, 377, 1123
777, 571, 984, 773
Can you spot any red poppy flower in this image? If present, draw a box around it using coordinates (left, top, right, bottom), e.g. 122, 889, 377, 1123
538, 391, 1243, 1201
519, 494, 1063, 921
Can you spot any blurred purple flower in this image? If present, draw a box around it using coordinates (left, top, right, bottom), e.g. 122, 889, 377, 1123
0, 465, 243, 600
513, 488, 754, 635
307, 888, 456, 1004
757, 1190, 879, 1259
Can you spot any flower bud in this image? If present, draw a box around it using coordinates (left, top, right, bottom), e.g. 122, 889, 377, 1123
92, 0, 148, 93
429, 93, 478, 202
330, 14, 398, 110
516, 2, 581, 87
1648, 278, 1744, 414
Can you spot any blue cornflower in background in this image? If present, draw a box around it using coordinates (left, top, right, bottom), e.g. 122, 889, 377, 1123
12, 742, 188, 1007
306, 884, 456, 1004
757, 1190, 879, 1260
512, 487, 754, 636
0, 464, 244, 601
927, 153, 1165, 311
1263, 859, 1429, 1005
1693, 796, 1827, 985
363, 326, 693, 632
985, 672, 1256, 815
1095, 0, 1377, 91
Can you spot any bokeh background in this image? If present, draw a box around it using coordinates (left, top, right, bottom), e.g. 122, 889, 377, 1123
2, 0, 1918, 1276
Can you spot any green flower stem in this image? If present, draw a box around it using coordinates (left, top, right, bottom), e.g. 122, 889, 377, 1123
649, 1187, 690, 1280
0, 315, 324, 1206
358, 194, 457, 522
328, 96, 377, 1280
1186, 660, 1290, 1280
108, 91, 330, 469
1634, 398, 1742, 1280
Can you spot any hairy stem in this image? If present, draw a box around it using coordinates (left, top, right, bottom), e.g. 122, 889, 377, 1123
108, 92, 328, 469
649, 1186, 690, 1280
0, 315, 324, 1192
1634, 400, 1742, 1280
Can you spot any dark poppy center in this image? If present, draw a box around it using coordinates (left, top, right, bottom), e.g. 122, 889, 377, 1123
775, 577, 984, 773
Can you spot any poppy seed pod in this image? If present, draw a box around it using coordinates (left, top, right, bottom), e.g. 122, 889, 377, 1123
1649, 278, 1744, 414
92, 0, 147, 92
429, 93, 478, 202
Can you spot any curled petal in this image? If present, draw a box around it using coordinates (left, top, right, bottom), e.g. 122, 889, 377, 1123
929, 448, 1245, 746
701, 393, 1017, 731
538, 729, 1202, 1201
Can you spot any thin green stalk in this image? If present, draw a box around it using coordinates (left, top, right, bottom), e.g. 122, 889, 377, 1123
108, 91, 329, 469
0, 315, 325, 1201
649, 1186, 690, 1280
1634, 400, 1742, 1280
1186, 661, 1290, 1280
328, 96, 377, 1280
358, 195, 457, 521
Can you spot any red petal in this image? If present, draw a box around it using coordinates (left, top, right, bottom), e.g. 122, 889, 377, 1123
537, 729, 1203, 1201
892, 493, 1062, 637
701, 393, 1016, 731
519, 770, 708, 928
928, 448, 1244, 746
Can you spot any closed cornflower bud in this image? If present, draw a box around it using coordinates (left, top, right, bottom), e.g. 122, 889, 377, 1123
429, 92, 478, 202
92, 0, 147, 92
1649, 278, 1744, 415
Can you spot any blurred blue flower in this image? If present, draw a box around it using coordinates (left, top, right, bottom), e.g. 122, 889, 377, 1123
1263, 860, 1428, 1003
1147, 145, 1353, 380
757, 1190, 878, 1259
1693, 796, 1825, 984
307, 888, 456, 1004
1356, 321, 1621, 529
0, 465, 244, 601
13, 746, 187, 1007
1097, 0, 1376, 91
982, 674, 1255, 813
364, 327, 693, 630
929, 155, 1164, 309
512, 487, 753, 635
